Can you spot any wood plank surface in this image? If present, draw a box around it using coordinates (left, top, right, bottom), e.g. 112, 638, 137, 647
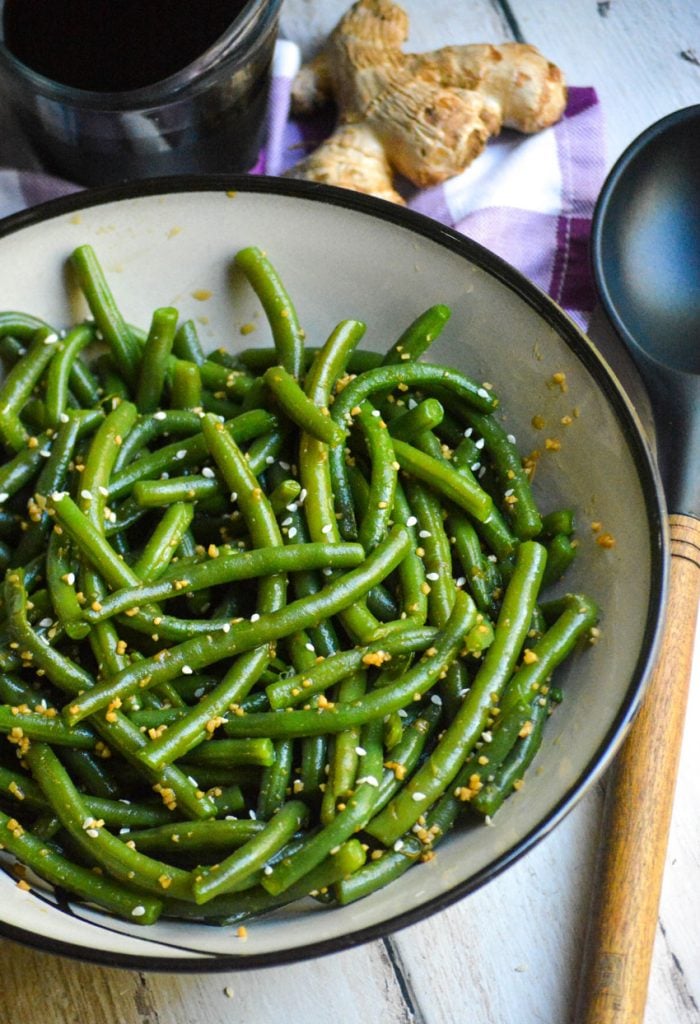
1, 2, 699, 1023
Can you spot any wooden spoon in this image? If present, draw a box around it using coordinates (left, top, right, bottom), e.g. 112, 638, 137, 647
578, 104, 700, 1022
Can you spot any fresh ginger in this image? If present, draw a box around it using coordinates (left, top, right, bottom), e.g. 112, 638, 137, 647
286, 0, 567, 204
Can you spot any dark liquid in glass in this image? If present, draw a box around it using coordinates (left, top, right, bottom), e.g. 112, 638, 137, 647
3, 0, 247, 91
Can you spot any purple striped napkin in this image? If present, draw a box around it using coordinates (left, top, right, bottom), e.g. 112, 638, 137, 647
0, 39, 605, 329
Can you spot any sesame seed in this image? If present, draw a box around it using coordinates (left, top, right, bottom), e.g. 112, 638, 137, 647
181, 665, 193, 675
201, 467, 216, 478
131, 905, 146, 917
412, 792, 426, 802
287, 527, 297, 539
175, 449, 187, 459
250, 613, 260, 622
406, 515, 418, 527
321, 523, 333, 534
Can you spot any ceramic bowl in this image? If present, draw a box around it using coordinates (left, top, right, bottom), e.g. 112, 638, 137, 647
0, 177, 666, 970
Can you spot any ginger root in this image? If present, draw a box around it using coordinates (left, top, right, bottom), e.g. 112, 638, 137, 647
286, 0, 567, 204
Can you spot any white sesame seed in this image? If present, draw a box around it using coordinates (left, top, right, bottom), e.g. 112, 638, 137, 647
287, 526, 298, 539
263, 865, 273, 876
406, 515, 418, 527
250, 613, 260, 622
426, 572, 439, 581
86, 828, 100, 838
201, 467, 216, 479
279, 461, 291, 471
131, 905, 146, 917
221, 623, 231, 634
355, 746, 367, 756
507, 434, 516, 444
43, 332, 59, 345
153, 411, 167, 421
321, 523, 333, 534
475, 438, 485, 450
175, 449, 187, 459
412, 792, 426, 802
249, 810, 257, 820
305, 642, 315, 652
265, 455, 275, 465
38, 617, 53, 628
418, 530, 431, 538
230, 491, 238, 502
455, 576, 466, 587
393, 839, 405, 851
477, 387, 490, 399
430, 694, 443, 705
181, 665, 194, 675
39, 448, 51, 458
59, 412, 70, 423
371, 408, 381, 417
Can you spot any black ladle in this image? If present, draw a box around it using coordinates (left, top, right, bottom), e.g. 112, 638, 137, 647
577, 105, 700, 1023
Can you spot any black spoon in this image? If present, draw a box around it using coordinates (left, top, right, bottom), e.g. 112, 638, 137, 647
577, 105, 700, 1023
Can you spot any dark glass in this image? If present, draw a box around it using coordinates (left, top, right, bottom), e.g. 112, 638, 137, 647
3, 0, 248, 92
0, 0, 281, 185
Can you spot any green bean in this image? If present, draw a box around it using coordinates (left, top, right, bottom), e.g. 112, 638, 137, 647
25, 742, 193, 901
262, 719, 384, 894
163, 838, 366, 923
169, 359, 202, 410
0, 326, 62, 450
122, 819, 265, 856
70, 244, 141, 382
320, 670, 367, 824
181, 738, 276, 769
44, 324, 96, 426
365, 541, 547, 844
388, 397, 445, 442
193, 799, 308, 903
263, 364, 345, 445
541, 533, 578, 587
173, 319, 205, 365
265, 626, 437, 710
381, 304, 451, 365
355, 402, 398, 551
256, 738, 294, 820
13, 414, 84, 565
0, 704, 96, 747
223, 591, 475, 739
498, 593, 599, 720
107, 408, 276, 501
461, 407, 542, 540
235, 246, 305, 380
470, 697, 551, 816
135, 307, 179, 413
540, 508, 575, 538
131, 503, 195, 582
393, 438, 493, 523
0, 808, 162, 923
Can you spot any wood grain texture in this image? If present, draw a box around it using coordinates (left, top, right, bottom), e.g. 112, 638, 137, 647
506, 0, 700, 165
577, 515, 700, 1024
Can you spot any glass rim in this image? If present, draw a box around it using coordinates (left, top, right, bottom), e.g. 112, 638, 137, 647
0, 0, 281, 109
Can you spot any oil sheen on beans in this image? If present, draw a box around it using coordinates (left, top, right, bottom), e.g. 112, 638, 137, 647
2, 0, 247, 91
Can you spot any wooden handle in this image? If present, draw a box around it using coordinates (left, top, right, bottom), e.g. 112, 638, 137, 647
576, 514, 700, 1023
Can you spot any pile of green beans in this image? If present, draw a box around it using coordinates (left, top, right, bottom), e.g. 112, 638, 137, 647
0, 244, 598, 928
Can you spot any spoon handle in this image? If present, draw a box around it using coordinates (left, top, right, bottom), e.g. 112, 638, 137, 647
576, 513, 700, 1023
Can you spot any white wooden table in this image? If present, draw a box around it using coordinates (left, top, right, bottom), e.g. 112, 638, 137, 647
1, 2, 699, 1022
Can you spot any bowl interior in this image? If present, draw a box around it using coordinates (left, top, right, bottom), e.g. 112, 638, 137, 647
0, 180, 665, 969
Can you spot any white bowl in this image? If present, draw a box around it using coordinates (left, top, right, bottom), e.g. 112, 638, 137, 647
0, 178, 665, 970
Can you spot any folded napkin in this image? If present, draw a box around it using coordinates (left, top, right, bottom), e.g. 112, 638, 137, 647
0, 39, 605, 330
